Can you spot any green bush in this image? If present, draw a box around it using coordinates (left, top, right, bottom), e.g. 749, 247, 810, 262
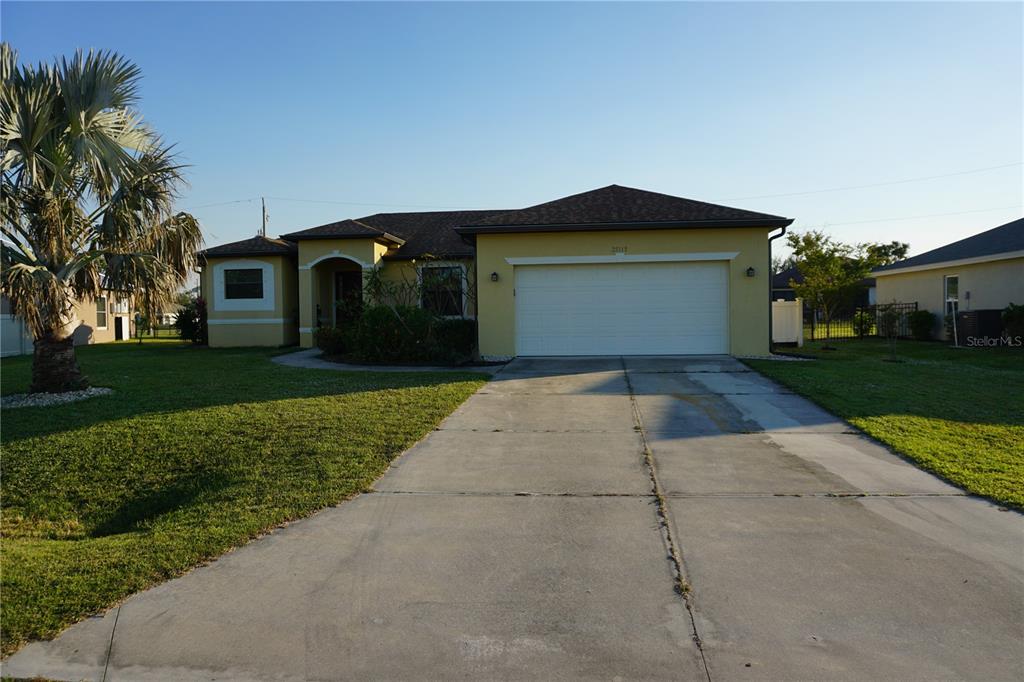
432, 318, 477, 363
1003, 303, 1024, 339
349, 305, 436, 363
342, 306, 477, 364
314, 326, 350, 356
853, 310, 874, 337
908, 310, 937, 341
173, 296, 208, 344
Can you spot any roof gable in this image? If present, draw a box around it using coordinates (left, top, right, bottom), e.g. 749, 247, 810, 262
457, 184, 792, 233
874, 218, 1024, 274
198, 235, 297, 259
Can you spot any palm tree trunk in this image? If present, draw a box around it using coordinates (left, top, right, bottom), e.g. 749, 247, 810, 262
31, 334, 88, 393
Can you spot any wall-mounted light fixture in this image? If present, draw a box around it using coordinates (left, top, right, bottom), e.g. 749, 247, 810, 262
490, 272, 499, 282
746, 267, 756, 278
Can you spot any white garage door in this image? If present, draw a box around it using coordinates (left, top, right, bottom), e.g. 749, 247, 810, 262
515, 261, 729, 356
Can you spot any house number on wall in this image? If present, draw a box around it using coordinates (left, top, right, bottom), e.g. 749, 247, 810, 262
611, 246, 628, 254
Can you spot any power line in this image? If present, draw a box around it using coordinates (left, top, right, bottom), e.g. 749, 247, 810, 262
265, 196, 491, 210
724, 162, 1022, 201
796, 203, 1023, 229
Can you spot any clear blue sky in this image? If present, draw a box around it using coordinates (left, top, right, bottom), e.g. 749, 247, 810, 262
4, 1, 1022, 261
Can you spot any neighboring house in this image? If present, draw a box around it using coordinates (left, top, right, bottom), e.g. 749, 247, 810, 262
198, 185, 793, 358
873, 217, 1024, 338
1, 293, 134, 357
771, 265, 876, 305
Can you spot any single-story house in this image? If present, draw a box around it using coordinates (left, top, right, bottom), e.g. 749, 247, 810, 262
771, 265, 876, 306
198, 185, 793, 358
1, 293, 134, 357
873, 217, 1023, 338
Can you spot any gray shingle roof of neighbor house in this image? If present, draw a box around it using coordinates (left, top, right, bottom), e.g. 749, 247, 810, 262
197, 235, 297, 259
772, 265, 874, 290
455, 184, 793, 234
873, 217, 1024, 274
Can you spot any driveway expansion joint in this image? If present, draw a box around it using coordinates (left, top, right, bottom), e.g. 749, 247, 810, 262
370, 489, 655, 498
620, 357, 713, 682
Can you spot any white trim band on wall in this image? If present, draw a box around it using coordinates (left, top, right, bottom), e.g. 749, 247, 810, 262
504, 252, 740, 266
208, 318, 289, 325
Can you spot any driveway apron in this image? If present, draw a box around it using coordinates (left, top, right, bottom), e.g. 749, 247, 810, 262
5, 356, 1022, 681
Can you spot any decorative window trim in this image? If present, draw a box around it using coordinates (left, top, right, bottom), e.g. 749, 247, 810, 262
418, 261, 468, 319
212, 259, 275, 312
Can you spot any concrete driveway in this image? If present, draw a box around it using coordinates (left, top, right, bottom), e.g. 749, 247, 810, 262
6, 357, 1022, 681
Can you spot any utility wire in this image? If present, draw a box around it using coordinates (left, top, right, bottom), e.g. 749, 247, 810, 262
724, 162, 1022, 201
796, 203, 1023, 229
264, 196, 492, 210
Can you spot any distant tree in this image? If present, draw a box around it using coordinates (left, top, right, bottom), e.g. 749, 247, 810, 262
771, 254, 796, 275
0, 45, 202, 392
864, 241, 910, 267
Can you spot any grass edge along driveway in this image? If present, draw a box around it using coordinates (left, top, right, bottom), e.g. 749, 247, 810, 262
745, 339, 1023, 510
0, 342, 487, 657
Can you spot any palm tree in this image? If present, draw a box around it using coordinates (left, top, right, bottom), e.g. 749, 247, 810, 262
1, 45, 202, 393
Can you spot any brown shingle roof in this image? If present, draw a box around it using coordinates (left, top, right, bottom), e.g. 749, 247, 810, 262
280, 219, 405, 245
356, 210, 511, 259
456, 185, 792, 234
198, 235, 297, 259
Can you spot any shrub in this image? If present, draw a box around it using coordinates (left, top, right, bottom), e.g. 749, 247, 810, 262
349, 305, 437, 363
1003, 302, 1024, 339
314, 326, 349, 356
174, 296, 208, 344
852, 310, 874, 337
432, 318, 477, 363
908, 310, 937, 341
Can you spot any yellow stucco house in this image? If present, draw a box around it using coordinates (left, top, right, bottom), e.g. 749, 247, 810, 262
873, 217, 1024, 339
198, 185, 793, 358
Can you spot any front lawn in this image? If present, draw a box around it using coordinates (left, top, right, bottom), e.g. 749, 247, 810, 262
745, 340, 1023, 509
0, 342, 486, 656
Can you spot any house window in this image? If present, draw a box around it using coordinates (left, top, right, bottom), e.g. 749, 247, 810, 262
111, 300, 129, 314
421, 265, 464, 317
96, 296, 108, 329
944, 275, 959, 316
224, 269, 264, 299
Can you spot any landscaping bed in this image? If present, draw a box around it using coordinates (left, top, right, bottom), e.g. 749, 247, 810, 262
745, 339, 1023, 509
0, 341, 487, 656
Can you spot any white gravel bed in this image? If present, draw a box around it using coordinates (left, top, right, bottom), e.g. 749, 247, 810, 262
1, 387, 113, 409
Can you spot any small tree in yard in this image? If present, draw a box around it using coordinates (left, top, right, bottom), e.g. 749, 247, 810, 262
787, 231, 909, 342
1, 45, 201, 392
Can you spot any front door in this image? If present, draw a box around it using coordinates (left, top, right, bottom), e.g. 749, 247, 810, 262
333, 271, 363, 324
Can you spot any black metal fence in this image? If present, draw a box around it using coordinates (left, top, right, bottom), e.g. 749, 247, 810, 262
807, 302, 918, 341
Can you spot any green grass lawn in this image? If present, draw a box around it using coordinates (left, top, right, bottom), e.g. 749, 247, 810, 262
746, 339, 1023, 509
0, 341, 487, 656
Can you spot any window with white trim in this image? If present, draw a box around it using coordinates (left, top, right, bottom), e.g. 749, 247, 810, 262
224, 269, 264, 299
420, 265, 464, 317
96, 296, 108, 329
944, 275, 959, 316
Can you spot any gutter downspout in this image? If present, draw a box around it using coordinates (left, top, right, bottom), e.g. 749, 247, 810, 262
767, 225, 788, 355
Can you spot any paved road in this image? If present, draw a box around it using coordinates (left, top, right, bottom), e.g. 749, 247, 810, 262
6, 357, 1023, 681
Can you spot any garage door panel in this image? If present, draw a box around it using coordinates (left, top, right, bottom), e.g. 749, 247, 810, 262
515, 262, 729, 356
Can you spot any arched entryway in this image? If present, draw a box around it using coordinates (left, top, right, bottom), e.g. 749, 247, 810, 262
311, 256, 364, 329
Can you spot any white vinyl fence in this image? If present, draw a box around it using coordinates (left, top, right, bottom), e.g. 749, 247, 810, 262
772, 298, 804, 346
1, 313, 33, 357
